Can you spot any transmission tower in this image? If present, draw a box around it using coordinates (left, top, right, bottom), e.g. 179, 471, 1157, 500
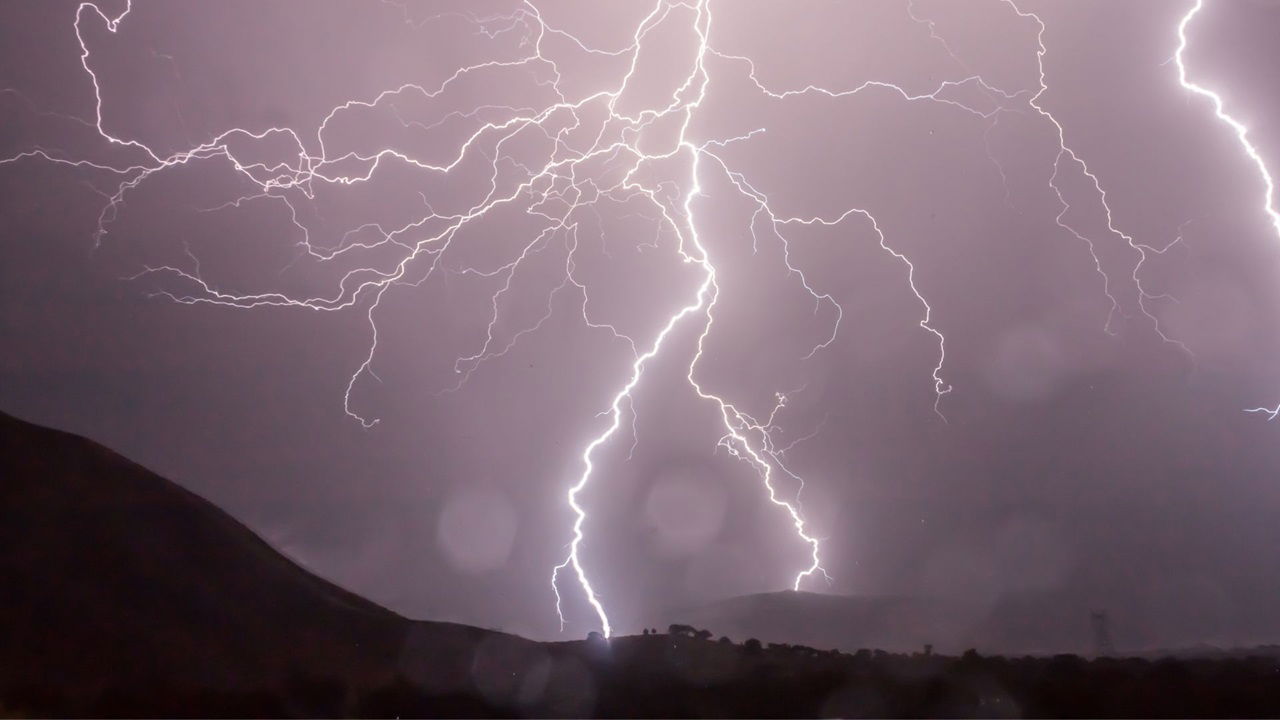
1090, 611, 1115, 656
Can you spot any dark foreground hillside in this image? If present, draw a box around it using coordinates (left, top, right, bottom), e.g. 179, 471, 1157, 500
3, 410, 1280, 718
0, 410, 526, 715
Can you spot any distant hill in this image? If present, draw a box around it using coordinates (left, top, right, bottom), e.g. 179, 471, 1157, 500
649, 589, 1098, 656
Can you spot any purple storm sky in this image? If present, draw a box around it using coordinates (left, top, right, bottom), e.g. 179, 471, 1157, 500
3, 0, 1280, 649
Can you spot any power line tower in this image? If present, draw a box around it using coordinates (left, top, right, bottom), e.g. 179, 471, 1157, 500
1090, 611, 1115, 656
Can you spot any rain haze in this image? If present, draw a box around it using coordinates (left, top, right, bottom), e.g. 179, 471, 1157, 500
3, 0, 1280, 654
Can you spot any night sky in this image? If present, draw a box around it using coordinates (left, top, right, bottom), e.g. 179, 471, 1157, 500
3, 0, 1280, 649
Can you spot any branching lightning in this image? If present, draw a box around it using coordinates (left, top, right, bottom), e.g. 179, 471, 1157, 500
5, 0, 1280, 638
1005, 0, 1193, 355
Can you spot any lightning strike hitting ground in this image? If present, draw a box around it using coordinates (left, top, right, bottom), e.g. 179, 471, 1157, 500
3, 0, 1278, 638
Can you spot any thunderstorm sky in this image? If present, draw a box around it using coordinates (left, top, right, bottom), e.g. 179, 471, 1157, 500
3, 0, 1280, 649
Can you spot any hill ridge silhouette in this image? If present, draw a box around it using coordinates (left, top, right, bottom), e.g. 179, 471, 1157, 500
0, 410, 517, 695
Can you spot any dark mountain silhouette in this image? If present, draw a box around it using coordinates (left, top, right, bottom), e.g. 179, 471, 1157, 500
4, 409, 1280, 718
0, 410, 534, 712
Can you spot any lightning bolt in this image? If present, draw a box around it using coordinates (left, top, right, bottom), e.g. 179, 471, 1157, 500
6, 0, 1279, 640
1003, 0, 1193, 355
1171, 0, 1280, 419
